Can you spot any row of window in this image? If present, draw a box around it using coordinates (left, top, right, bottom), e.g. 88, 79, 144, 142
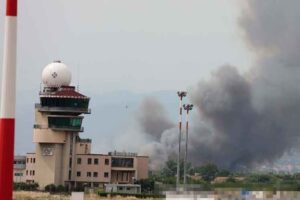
48, 117, 83, 129
41, 98, 89, 109
77, 158, 110, 165
14, 173, 23, 177
26, 158, 35, 164
26, 170, 35, 176
14, 160, 25, 165
111, 158, 134, 168
76, 171, 109, 178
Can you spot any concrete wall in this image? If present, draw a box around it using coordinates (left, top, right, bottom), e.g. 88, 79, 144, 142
35, 144, 56, 188
33, 109, 66, 144
25, 153, 36, 183
76, 141, 91, 154
136, 156, 149, 180
74, 154, 111, 183
13, 168, 26, 183
33, 129, 67, 144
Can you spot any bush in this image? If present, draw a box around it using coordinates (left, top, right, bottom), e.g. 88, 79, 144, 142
74, 185, 84, 192
14, 182, 39, 191
135, 178, 155, 193
45, 184, 57, 192
246, 174, 274, 184
56, 185, 67, 192
45, 184, 69, 193
226, 177, 236, 183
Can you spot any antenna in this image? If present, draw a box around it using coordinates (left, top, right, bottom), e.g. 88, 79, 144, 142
76, 63, 80, 92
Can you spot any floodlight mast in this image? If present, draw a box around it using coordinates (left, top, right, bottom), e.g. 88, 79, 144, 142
0, 0, 18, 200
183, 104, 193, 188
176, 91, 187, 190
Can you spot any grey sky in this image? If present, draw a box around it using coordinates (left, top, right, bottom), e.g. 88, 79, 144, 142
0, 0, 252, 92
0, 0, 253, 154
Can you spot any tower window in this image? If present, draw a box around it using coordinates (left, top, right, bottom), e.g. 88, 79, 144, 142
104, 172, 109, 178
77, 158, 81, 164
93, 172, 98, 177
87, 158, 92, 165
105, 159, 109, 165
87, 172, 91, 177
68, 170, 72, 180
94, 158, 99, 165
77, 171, 81, 177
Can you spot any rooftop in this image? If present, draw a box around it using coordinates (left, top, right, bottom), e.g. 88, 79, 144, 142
40, 86, 89, 99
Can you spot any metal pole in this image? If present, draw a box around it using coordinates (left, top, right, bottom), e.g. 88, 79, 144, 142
0, 0, 18, 199
183, 104, 193, 188
176, 91, 186, 191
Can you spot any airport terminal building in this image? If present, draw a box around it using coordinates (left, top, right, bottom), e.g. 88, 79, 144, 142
13, 61, 148, 189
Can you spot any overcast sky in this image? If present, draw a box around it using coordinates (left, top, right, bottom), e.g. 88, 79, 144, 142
0, 0, 254, 154
0, 0, 252, 92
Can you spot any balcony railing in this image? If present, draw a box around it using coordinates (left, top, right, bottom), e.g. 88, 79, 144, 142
51, 126, 84, 132
33, 124, 84, 132
35, 104, 91, 114
14, 164, 26, 170
76, 138, 92, 143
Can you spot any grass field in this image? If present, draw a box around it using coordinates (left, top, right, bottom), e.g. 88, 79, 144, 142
13, 191, 154, 200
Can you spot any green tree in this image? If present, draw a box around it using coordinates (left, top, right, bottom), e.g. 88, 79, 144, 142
246, 174, 273, 184
161, 160, 177, 177
226, 176, 236, 183
194, 163, 219, 182
135, 178, 155, 193
217, 169, 231, 177
160, 159, 192, 181
45, 184, 56, 192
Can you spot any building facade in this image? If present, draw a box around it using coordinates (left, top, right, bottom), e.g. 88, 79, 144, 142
13, 61, 148, 189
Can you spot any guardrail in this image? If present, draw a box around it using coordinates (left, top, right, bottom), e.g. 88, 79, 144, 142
51, 126, 84, 132
35, 104, 91, 114
33, 124, 84, 132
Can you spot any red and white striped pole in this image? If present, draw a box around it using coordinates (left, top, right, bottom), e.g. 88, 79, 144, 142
0, 0, 18, 199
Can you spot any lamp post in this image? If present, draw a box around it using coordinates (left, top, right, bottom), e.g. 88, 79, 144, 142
183, 104, 193, 187
176, 91, 187, 190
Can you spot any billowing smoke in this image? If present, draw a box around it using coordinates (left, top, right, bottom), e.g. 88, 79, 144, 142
137, 97, 174, 141
134, 1, 300, 170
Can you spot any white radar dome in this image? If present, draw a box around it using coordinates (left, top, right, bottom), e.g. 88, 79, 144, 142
42, 61, 72, 87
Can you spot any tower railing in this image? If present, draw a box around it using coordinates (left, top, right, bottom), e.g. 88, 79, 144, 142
35, 103, 91, 114
33, 124, 84, 132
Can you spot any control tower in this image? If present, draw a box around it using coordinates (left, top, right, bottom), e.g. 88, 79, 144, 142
33, 61, 91, 189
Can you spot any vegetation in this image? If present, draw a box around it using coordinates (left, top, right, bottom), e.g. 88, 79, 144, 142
144, 159, 300, 191
98, 192, 165, 199
14, 182, 39, 191
193, 163, 219, 182
135, 178, 155, 193
44, 184, 68, 193
13, 160, 300, 196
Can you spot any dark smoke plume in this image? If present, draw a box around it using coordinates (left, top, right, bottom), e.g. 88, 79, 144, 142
136, 0, 300, 170
136, 97, 174, 141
